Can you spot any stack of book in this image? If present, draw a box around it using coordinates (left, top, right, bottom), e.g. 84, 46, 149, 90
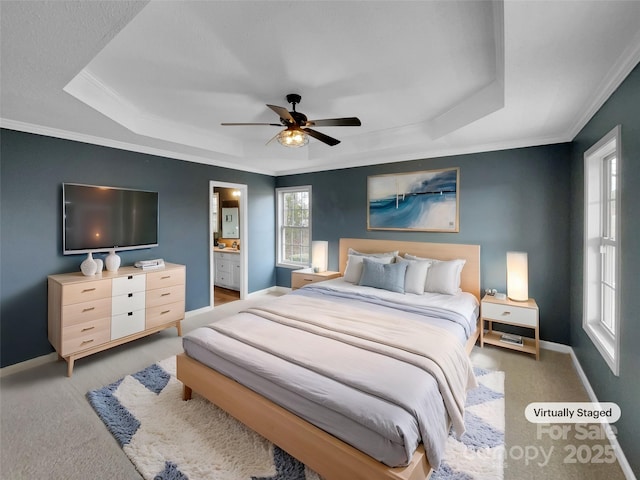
134, 259, 165, 270
499, 333, 523, 346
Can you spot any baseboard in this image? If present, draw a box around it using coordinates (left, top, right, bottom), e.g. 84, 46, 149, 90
0, 352, 59, 378
247, 286, 290, 297
2, 306, 209, 378
185, 305, 213, 317
541, 340, 635, 479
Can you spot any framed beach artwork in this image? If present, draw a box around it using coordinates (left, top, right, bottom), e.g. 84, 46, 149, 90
367, 167, 460, 232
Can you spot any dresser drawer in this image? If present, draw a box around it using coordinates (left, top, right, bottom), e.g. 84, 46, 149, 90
146, 284, 185, 309
482, 302, 537, 327
111, 310, 145, 340
61, 318, 110, 355
62, 279, 111, 305
62, 297, 112, 327
112, 274, 146, 296
112, 291, 146, 316
146, 267, 185, 290
146, 300, 185, 329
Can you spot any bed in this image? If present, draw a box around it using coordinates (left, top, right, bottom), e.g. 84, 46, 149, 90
177, 239, 481, 480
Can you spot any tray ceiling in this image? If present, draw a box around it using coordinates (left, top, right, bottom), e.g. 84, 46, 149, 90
1, 1, 639, 175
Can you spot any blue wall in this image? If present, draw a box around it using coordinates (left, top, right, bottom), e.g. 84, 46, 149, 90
569, 63, 640, 475
0, 130, 276, 367
276, 143, 573, 345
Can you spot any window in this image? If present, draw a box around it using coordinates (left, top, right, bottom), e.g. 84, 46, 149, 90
583, 125, 621, 375
276, 186, 311, 267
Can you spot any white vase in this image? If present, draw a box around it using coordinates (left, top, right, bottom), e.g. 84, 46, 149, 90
94, 258, 104, 274
105, 250, 121, 272
80, 252, 98, 276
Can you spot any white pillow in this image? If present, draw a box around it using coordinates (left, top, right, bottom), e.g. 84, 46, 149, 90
424, 259, 466, 295
404, 253, 436, 263
349, 248, 399, 257
395, 256, 431, 295
344, 254, 395, 283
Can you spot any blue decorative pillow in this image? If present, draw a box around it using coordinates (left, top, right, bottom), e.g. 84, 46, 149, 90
358, 257, 408, 294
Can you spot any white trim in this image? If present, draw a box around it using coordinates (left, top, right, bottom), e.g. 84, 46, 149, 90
583, 125, 621, 376
247, 286, 291, 297
566, 29, 640, 141
535, 340, 634, 479
275, 185, 313, 268
0, 353, 58, 378
209, 181, 249, 308
567, 348, 636, 480
0, 118, 274, 176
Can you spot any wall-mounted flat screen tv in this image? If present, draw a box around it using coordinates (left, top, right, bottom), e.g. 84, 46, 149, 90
63, 183, 159, 254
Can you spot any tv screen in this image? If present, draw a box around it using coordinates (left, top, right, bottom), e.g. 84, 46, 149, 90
63, 183, 159, 254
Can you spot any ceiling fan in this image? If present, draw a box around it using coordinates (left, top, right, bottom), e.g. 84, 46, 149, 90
221, 94, 361, 147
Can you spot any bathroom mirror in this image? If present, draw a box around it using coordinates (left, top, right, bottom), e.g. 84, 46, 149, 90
221, 207, 239, 238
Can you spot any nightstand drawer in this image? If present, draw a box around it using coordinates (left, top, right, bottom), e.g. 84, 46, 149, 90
292, 273, 319, 289
482, 302, 537, 327
291, 270, 341, 290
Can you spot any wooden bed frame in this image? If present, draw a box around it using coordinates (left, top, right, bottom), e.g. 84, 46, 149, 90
177, 239, 481, 480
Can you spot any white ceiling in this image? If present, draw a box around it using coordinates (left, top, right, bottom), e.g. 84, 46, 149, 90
1, 1, 639, 176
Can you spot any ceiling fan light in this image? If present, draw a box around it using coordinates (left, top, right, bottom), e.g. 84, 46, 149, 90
277, 129, 308, 148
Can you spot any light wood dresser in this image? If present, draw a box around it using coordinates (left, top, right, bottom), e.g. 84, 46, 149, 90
48, 263, 185, 376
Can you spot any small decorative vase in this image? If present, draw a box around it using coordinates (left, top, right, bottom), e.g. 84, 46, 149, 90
80, 252, 98, 276
105, 249, 121, 272
94, 258, 104, 274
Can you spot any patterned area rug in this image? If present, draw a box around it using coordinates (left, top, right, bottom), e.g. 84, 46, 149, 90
87, 357, 504, 480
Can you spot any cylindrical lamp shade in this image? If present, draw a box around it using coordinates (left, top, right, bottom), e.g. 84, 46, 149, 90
311, 241, 328, 273
507, 251, 528, 302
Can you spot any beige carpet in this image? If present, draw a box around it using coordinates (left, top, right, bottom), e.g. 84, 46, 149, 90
0, 292, 628, 480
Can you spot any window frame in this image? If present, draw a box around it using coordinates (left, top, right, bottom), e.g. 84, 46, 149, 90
583, 125, 621, 376
276, 185, 312, 269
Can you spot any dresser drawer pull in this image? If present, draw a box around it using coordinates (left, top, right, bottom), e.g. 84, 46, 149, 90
82, 307, 95, 312
161, 292, 171, 297
161, 310, 171, 315
128, 312, 133, 316
81, 326, 95, 332
82, 288, 96, 293
161, 275, 171, 280
81, 339, 94, 345
303, 278, 313, 282
128, 293, 133, 297
501, 311, 511, 316
128, 275, 133, 280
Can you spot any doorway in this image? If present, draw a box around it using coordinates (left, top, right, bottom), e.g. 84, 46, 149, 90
209, 180, 248, 307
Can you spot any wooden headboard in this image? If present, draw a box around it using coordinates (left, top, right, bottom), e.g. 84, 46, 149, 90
338, 238, 481, 301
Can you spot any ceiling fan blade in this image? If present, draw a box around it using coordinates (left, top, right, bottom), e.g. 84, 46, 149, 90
306, 117, 361, 127
303, 128, 341, 146
265, 131, 282, 145
267, 104, 295, 124
221, 122, 282, 126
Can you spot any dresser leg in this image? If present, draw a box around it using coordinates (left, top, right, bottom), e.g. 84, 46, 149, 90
66, 357, 74, 377
176, 320, 183, 337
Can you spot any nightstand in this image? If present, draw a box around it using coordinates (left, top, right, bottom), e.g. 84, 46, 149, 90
480, 295, 539, 359
291, 269, 341, 290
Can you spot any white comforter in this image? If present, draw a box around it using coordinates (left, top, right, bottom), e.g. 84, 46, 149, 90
202, 293, 477, 468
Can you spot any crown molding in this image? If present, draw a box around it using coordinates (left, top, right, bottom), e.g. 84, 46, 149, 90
566, 31, 640, 141
0, 118, 276, 176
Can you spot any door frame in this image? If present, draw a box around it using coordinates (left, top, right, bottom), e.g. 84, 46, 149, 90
209, 180, 248, 307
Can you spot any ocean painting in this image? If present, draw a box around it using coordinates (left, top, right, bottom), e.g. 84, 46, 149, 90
367, 168, 459, 232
